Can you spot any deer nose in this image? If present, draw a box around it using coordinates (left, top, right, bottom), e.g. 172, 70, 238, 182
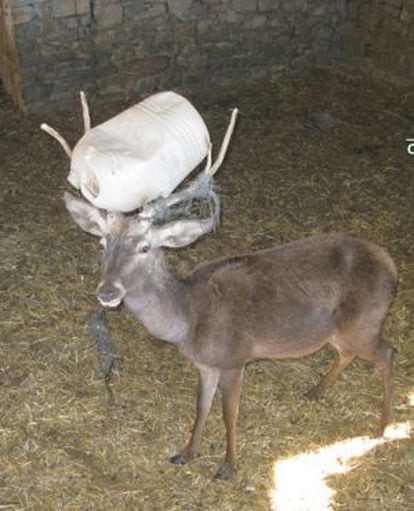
97, 282, 124, 308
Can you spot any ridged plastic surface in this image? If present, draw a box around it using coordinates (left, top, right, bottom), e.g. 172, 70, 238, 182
69, 92, 210, 212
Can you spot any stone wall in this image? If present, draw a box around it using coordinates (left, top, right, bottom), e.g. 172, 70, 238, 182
0, 0, 345, 111
347, 0, 414, 85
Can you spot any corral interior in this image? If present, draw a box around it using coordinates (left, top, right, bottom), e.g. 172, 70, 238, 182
1, 64, 413, 510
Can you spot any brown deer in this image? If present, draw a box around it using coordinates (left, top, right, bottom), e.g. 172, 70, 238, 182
64, 181, 397, 479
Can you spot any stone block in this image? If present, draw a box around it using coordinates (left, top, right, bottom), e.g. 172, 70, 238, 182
400, 5, 412, 23
167, 0, 207, 21
75, 0, 91, 16
14, 18, 41, 41
168, 0, 192, 19
217, 10, 244, 24
11, 4, 36, 25
258, 0, 280, 12
53, 0, 77, 18
122, 56, 170, 76
145, 2, 168, 18
248, 14, 267, 28
51, 0, 89, 18
403, 0, 414, 15
133, 75, 159, 95
95, 0, 123, 28
233, 0, 257, 13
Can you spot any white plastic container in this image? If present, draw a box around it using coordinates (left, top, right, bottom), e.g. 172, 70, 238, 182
68, 91, 210, 212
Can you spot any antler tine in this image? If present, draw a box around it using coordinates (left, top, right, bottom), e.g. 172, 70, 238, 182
208, 107, 238, 176
40, 123, 72, 158
40, 90, 91, 156
203, 143, 212, 174
80, 90, 91, 132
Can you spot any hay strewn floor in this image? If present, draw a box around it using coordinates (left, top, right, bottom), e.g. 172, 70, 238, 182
1, 66, 413, 510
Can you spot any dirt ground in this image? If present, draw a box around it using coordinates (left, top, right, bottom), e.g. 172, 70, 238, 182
1, 65, 413, 510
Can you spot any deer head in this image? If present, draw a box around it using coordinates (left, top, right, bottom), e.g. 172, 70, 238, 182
64, 170, 220, 309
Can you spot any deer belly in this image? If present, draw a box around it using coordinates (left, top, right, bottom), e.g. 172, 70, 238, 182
248, 305, 336, 360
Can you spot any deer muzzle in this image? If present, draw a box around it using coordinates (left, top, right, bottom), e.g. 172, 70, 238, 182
97, 281, 125, 308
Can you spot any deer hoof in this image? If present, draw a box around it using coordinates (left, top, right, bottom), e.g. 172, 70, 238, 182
305, 386, 322, 401
214, 463, 235, 480
376, 419, 391, 438
170, 453, 188, 465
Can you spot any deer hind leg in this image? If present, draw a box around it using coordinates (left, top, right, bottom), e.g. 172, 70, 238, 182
171, 367, 219, 465
215, 367, 244, 480
307, 333, 395, 436
347, 337, 395, 436
371, 340, 395, 436
306, 349, 355, 400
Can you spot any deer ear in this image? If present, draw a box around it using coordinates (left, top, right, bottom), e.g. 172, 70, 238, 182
152, 219, 216, 248
64, 192, 107, 237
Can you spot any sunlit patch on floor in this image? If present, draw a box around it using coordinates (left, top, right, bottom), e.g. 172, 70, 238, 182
407, 390, 414, 407
269, 422, 412, 511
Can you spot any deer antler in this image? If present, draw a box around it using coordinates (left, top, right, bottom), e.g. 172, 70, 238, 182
209, 108, 238, 176
80, 91, 91, 132
40, 91, 93, 157
40, 123, 72, 158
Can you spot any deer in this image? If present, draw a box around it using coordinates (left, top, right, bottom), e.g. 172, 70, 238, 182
63, 161, 398, 478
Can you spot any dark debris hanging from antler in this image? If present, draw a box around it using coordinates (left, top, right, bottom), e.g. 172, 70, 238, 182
141, 173, 220, 228
90, 309, 120, 381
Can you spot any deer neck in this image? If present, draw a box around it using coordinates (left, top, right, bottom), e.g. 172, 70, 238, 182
123, 251, 191, 345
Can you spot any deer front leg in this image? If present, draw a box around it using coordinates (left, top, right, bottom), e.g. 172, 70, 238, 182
170, 366, 219, 465
215, 367, 244, 480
